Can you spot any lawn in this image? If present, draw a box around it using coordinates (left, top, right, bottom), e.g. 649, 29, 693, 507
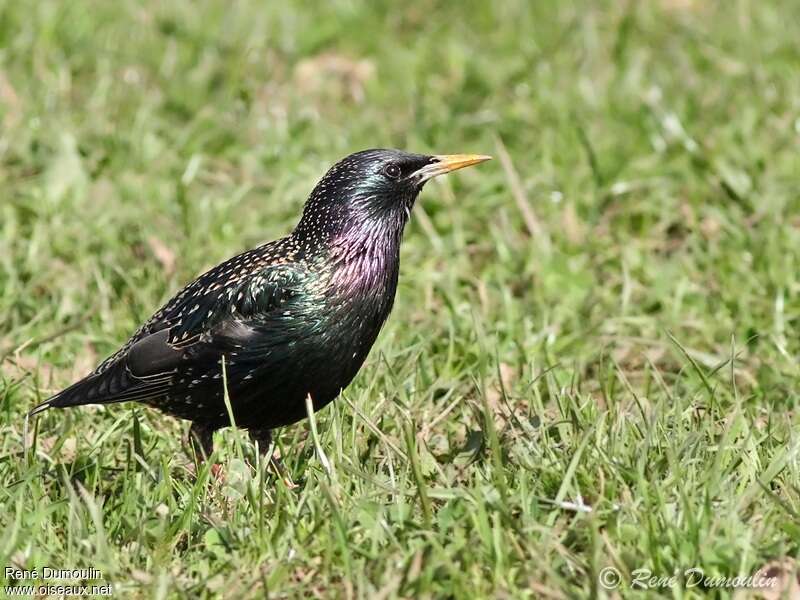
1, 0, 800, 597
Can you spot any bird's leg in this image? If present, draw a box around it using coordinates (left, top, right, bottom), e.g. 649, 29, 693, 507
248, 427, 296, 487
186, 423, 225, 479
187, 422, 215, 461
248, 426, 273, 457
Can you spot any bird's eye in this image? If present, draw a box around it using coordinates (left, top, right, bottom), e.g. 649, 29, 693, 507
383, 164, 402, 179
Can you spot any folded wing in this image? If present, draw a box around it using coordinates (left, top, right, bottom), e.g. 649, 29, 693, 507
30, 262, 306, 416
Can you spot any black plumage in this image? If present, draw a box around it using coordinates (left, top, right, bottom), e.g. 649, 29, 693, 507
30, 149, 490, 458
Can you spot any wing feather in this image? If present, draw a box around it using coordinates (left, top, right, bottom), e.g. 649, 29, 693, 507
31, 262, 307, 415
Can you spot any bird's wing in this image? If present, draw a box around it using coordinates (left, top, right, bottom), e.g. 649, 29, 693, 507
168, 263, 304, 349
31, 263, 307, 413
93, 242, 295, 373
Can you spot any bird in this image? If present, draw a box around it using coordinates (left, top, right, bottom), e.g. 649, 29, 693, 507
29, 149, 491, 461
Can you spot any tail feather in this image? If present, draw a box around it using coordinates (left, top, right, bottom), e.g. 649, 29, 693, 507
28, 399, 54, 417
28, 361, 170, 418
27, 374, 102, 417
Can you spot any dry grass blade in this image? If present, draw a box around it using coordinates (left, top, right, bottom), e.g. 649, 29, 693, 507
494, 134, 550, 250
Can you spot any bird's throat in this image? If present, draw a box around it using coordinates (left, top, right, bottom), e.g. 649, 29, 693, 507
329, 219, 402, 296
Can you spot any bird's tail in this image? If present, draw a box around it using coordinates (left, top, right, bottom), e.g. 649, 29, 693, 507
28, 399, 54, 417
28, 360, 167, 418
27, 371, 107, 418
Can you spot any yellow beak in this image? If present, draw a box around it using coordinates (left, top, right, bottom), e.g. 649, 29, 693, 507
433, 154, 493, 173
413, 154, 492, 182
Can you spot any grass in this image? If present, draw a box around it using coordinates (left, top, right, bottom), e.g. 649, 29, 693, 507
1, 0, 799, 597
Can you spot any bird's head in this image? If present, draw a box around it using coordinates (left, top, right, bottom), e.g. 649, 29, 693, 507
294, 149, 490, 245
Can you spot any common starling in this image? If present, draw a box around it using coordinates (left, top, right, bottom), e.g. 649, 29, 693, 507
30, 149, 490, 459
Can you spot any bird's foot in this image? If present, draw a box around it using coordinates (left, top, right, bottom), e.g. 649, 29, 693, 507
183, 459, 225, 480
183, 423, 228, 481
248, 427, 298, 488
210, 463, 225, 481
183, 422, 215, 461
268, 447, 299, 489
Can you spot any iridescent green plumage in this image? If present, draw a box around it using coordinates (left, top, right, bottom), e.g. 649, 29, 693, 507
31, 149, 490, 458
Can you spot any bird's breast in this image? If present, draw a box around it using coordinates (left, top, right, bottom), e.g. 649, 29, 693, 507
211, 249, 401, 428
309, 249, 401, 384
